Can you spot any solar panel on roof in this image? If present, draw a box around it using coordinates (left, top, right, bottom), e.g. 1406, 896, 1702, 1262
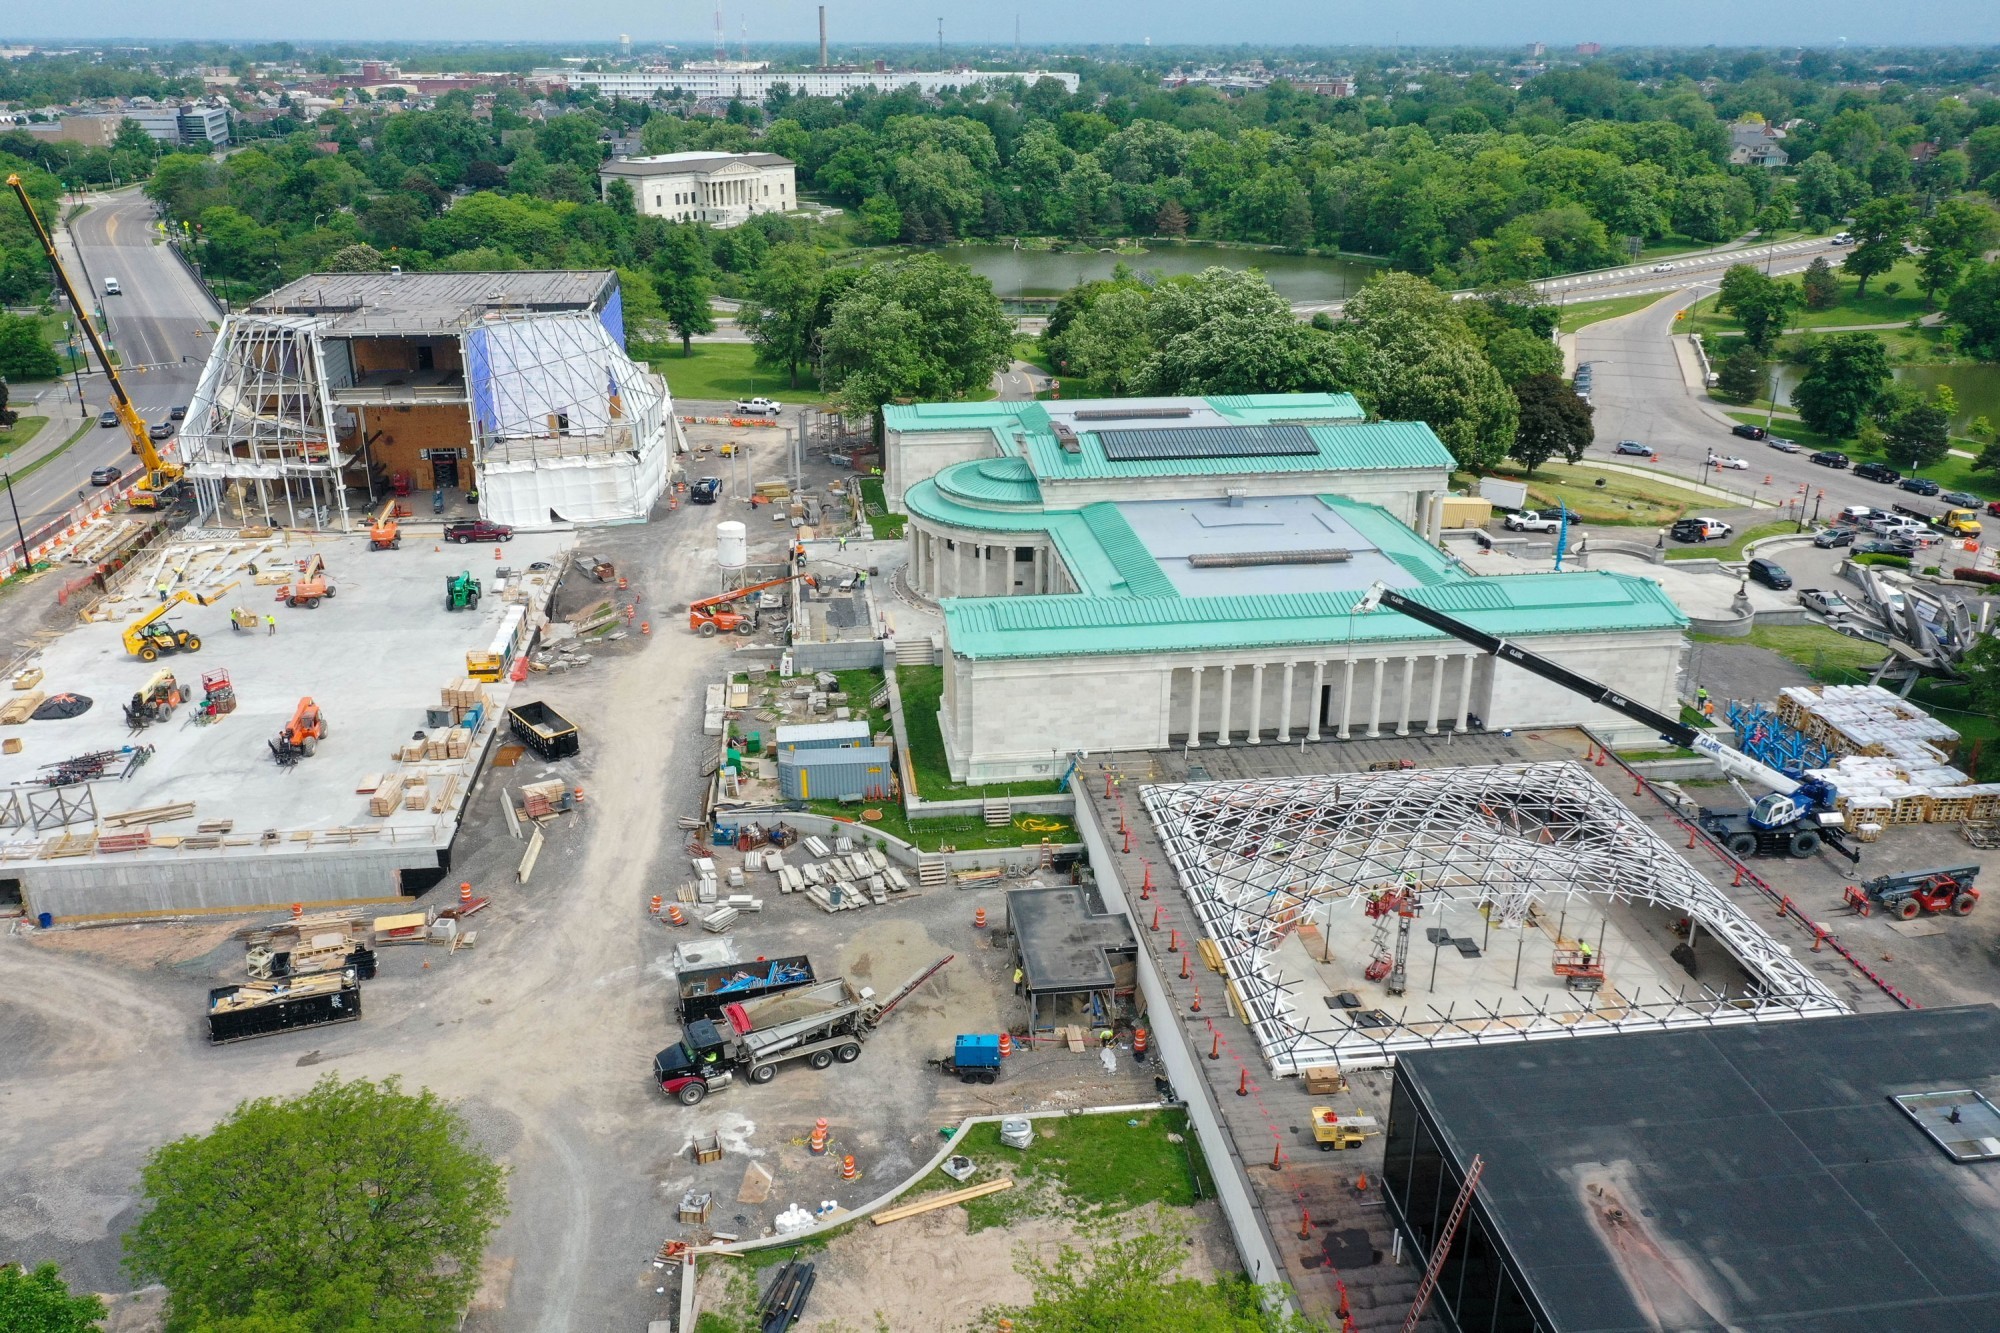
1097, 424, 1319, 461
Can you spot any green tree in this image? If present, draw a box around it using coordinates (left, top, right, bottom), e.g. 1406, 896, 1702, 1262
1716, 265, 1799, 352
992, 1227, 1315, 1333
1131, 267, 1354, 397
1843, 194, 1915, 298
1510, 372, 1595, 474
1917, 200, 2000, 305
1876, 385, 1952, 471
1800, 255, 1840, 310
1948, 262, 2000, 360
738, 243, 826, 388
124, 1076, 506, 1332
1335, 273, 1519, 471
1791, 333, 1892, 439
1957, 633, 2000, 721
322, 242, 386, 272
0, 1261, 105, 1332
1714, 343, 1767, 404
1052, 285, 1153, 395
818, 254, 1013, 413
0, 314, 61, 380
1476, 326, 1563, 386
653, 228, 714, 355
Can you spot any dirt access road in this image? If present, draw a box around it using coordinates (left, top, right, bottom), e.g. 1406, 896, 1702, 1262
0, 420, 879, 1329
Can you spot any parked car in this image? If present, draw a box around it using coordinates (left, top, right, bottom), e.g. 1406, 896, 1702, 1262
1835, 505, 1878, 525
1731, 423, 1768, 441
1812, 527, 1854, 548
1669, 518, 1713, 543
1800, 588, 1853, 616
88, 465, 123, 487
1985, 499, 2000, 518
1854, 461, 1901, 484
168, 405, 188, 421
1748, 557, 1793, 590
1868, 515, 1925, 538
1809, 450, 1851, 469
1940, 490, 1981, 508
148, 420, 175, 440
1691, 517, 1733, 539
1711, 455, 1750, 470
444, 519, 513, 544
1899, 476, 1942, 496
1503, 510, 1565, 533
97, 410, 118, 428
1856, 537, 1919, 557
1613, 440, 1651, 456
732, 397, 783, 416
1767, 436, 1801, 452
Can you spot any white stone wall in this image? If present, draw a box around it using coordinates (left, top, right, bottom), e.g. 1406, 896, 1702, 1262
941, 629, 1686, 782
883, 428, 1004, 511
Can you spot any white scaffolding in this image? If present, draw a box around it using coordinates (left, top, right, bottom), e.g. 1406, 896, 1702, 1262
1142, 762, 1849, 1073
179, 314, 357, 531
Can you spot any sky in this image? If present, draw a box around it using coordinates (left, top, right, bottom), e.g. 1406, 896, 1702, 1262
16, 0, 2000, 47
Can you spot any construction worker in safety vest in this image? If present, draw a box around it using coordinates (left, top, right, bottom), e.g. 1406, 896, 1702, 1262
1013, 966, 1023, 994
1695, 686, 1710, 711
1099, 1027, 1115, 1048
1579, 941, 1594, 967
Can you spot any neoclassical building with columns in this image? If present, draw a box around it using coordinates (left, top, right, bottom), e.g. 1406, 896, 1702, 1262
881, 396, 1689, 785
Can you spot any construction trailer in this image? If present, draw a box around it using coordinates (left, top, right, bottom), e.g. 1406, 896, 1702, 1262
1008, 886, 1138, 1034
775, 745, 893, 801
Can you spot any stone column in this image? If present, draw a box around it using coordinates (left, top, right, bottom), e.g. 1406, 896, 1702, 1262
1366, 658, 1386, 738
955, 539, 966, 597
1396, 656, 1416, 737
1279, 661, 1296, 741
1426, 654, 1447, 735
1338, 659, 1355, 740
1030, 545, 1043, 594
1246, 663, 1265, 744
1216, 664, 1234, 746
1307, 661, 1325, 741
1455, 654, 1477, 730
1186, 665, 1203, 748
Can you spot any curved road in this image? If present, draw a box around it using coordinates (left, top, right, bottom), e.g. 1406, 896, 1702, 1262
9, 188, 215, 543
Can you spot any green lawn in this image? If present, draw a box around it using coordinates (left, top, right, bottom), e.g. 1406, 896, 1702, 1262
1692, 623, 1889, 676
930, 1110, 1213, 1232
627, 339, 834, 407
1665, 520, 1792, 562
1683, 258, 1932, 338
804, 799, 1075, 851
1556, 291, 1671, 334
858, 476, 906, 540
895, 664, 1065, 799
1466, 461, 1721, 526
0, 415, 49, 458
1012, 336, 1053, 374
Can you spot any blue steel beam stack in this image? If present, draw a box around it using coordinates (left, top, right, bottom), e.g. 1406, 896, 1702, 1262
1727, 700, 1835, 776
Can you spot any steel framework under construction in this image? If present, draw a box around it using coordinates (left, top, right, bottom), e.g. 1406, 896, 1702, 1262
1141, 761, 1848, 1072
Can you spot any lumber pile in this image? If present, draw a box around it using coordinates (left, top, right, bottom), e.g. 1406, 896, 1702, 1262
12, 667, 43, 691
102, 801, 196, 829
369, 774, 407, 816
0, 691, 45, 725
872, 1178, 1011, 1225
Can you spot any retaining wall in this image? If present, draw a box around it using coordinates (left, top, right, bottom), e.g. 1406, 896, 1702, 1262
21, 842, 432, 923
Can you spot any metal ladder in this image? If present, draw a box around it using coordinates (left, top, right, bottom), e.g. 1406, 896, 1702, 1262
1401, 1154, 1486, 1333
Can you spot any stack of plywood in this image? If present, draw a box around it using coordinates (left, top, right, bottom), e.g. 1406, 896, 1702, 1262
369, 774, 407, 816
402, 780, 430, 811
397, 736, 426, 762
441, 678, 490, 723
445, 729, 472, 759
0, 691, 45, 725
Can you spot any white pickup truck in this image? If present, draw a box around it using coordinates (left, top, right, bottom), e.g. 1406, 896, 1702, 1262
733, 397, 783, 416
1502, 510, 1565, 534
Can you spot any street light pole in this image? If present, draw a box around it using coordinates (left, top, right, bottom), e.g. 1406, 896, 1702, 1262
2, 471, 32, 572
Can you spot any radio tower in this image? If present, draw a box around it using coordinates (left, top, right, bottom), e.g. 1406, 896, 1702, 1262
713, 2, 726, 61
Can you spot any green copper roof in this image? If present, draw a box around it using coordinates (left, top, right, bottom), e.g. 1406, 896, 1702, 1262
942, 572, 1688, 660
1023, 421, 1453, 482
1078, 503, 1178, 599
936, 455, 1043, 507
881, 393, 1361, 437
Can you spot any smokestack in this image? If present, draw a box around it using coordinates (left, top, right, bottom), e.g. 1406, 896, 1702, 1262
818, 6, 828, 68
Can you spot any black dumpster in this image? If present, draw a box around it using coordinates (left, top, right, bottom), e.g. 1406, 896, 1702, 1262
207, 969, 362, 1044
508, 700, 580, 761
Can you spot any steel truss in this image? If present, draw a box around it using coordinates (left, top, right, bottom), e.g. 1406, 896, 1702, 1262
1141, 761, 1848, 1073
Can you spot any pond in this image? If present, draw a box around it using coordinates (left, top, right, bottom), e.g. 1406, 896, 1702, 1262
1769, 361, 2000, 435
938, 242, 1385, 305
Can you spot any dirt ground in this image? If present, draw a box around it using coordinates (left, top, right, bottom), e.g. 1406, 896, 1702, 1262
699, 1197, 1236, 1333
0, 412, 1190, 1333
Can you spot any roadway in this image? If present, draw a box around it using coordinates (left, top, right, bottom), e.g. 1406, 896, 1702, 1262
7, 187, 215, 547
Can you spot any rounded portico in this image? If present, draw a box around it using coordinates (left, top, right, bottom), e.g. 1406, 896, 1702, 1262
902, 455, 1071, 600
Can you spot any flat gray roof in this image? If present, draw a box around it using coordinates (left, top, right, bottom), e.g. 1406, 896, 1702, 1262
599, 152, 790, 177
250, 271, 617, 334
1009, 886, 1137, 994
1114, 496, 1419, 598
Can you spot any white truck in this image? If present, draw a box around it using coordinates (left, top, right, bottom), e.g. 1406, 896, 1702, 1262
733, 397, 783, 416
1502, 510, 1565, 534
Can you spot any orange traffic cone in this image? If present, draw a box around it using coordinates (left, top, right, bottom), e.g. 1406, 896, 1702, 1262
998, 1032, 1013, 1058
840, 1155, 859, 1181
809, 1118, 829, 1155
974, 907, 987, 928
460, 882, 473, 907
667, 905, 687, 926
291, 902, 303, 919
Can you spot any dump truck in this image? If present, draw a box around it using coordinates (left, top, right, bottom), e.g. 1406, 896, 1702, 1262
653, 955, 951, 1105
206, 968, 361, 1043
675, 954, 815, 1024
507, 700, 578, 761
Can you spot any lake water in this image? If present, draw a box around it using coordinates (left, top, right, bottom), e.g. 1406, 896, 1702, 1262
941, 243, 1384, 304
1770, 362, 2000, 435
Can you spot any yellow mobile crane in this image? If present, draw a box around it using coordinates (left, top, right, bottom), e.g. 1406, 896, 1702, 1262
7, 174, 184, 510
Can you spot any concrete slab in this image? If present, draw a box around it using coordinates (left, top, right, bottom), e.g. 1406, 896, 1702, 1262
2, 527, 572, 918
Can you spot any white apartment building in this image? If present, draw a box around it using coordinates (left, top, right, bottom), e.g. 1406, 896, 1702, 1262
598, 151, 797, 226
545, 66, 1079, 102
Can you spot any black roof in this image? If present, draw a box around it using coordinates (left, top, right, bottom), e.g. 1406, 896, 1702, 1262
1008, 886, 1136, 993
1398, 1006, 2000, 1333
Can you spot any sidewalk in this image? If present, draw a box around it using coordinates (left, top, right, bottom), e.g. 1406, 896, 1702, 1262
3, 388, 93, 477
